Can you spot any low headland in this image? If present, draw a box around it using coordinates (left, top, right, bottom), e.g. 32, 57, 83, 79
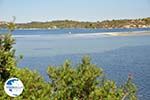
0, 17, 150, 29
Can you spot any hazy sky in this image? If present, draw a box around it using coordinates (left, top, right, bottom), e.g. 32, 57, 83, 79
0, 0, 150, 23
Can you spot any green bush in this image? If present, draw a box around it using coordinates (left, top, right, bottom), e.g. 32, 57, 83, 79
0, 23, 51, 100
0, 22, 137, 100
47, 56, 137, 100
0, 68, 51, 100
0, 33, 16, 81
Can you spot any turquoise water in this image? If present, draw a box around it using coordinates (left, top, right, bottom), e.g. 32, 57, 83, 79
1, 28, 150, 99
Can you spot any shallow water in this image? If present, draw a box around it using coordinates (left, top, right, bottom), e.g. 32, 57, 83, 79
1, 28, 150, 100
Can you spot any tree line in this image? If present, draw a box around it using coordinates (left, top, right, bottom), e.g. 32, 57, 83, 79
0, 17, 150, 29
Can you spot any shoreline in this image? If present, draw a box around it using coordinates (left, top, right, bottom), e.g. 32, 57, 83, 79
1, 27, 150, 30
104, 31, 150, 36
11, 31, 150, 39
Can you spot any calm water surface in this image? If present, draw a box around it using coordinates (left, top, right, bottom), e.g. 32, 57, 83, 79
1, 28, 150, 100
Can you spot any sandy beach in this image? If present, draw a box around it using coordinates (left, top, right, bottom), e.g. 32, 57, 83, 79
104, 31, 150, 36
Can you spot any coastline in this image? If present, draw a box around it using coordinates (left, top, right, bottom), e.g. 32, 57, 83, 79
104, 31, 150, 36
11, 31, 150, 39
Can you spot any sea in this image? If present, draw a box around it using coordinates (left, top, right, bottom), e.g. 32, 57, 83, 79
0, 28, 150, 100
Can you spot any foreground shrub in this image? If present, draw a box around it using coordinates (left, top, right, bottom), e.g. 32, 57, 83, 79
47, 56, 137, 100
0, 68, 51, 100
0, 33, 16, 81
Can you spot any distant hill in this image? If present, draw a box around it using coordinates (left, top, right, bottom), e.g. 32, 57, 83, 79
1, 17, 150, 29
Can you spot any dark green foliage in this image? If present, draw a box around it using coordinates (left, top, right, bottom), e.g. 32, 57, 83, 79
47, 56, 137, 100
0, 68, 51, 100
0, 22, 51, 99
13, 68, 51, 99
0, 33, 16, 81
0, 23, 137, 99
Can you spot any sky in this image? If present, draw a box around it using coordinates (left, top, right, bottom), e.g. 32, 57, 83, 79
0, 0, 150, 23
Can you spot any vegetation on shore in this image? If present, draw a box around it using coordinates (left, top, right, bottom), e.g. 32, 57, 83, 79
0, 17, 150, 29
0, 22, 137, 99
